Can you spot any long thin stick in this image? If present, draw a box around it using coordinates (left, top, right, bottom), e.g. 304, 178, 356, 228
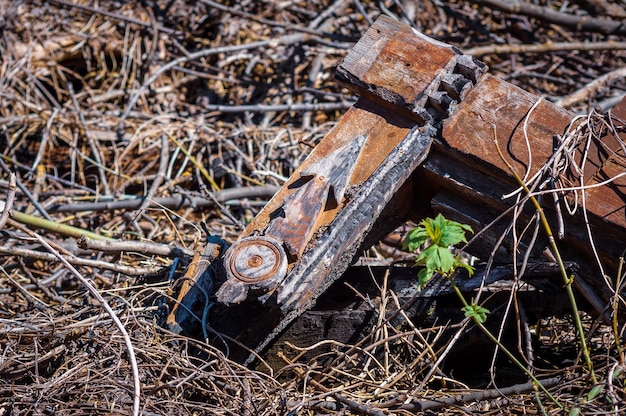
8, 219, 141, 416
493, 126, 597, 384
466, 40, 626, 58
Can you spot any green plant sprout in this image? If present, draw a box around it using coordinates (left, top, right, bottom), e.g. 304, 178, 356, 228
403, 214, 490, 323
403, 214, 475, 286
404, 213, 562, 408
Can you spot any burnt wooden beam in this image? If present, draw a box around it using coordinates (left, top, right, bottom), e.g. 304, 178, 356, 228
168, 15, 626, 364
210, 104, 433, 363
264, 262, 575, 369
190, 16, 485, 363
420, 76, 626, 306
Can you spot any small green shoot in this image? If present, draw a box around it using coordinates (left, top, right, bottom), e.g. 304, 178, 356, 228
403, 214, 475, 288
404, 213, 561, 408
462, 303, 490, 324
586, 384, 603, 402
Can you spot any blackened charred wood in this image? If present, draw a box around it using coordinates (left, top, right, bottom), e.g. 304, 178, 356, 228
263, 262, 575, 369
166, 240, 224, 334
212, 123, 434, 364
170, 16, 626, 365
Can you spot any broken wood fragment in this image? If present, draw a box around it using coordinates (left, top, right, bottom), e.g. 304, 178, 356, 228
167, 240, 223, 334
203, 16, 486, 362
168, 15, 626, 364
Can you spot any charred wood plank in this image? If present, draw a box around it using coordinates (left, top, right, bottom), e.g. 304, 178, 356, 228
204, 17, 487, 363
336, 16, 485, 124
212, 118, 433, 363
264, 262, 574, 369
419, 77, 626, 308
166, 240, 223, 334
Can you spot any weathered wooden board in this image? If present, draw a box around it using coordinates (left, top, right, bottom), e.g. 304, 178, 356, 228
168, 16, 626, 364
442, 74, 626, 227
214, 16, 485, 308
420, 76, 626, 304
199, 16, 486, 363
210, 106, 431, 362
336, 15, 484, 123
215, 99, 422, 305
585, 98, 626, 225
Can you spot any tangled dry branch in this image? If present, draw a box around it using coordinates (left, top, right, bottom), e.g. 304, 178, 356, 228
1, 0, 625, 414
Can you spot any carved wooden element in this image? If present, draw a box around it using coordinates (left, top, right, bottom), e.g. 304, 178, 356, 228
167, 15, 626, 364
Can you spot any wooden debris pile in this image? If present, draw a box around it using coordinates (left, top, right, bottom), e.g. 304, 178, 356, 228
1, 1, 626, 415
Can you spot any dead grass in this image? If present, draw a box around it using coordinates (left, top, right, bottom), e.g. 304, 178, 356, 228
1, 0, 625, 414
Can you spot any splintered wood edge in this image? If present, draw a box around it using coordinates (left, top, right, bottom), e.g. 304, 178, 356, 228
339, 15, 455, 82
336, 16, 459, 121
242, 125, 434, 363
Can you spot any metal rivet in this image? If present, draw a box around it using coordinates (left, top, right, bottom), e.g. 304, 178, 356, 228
224, 236, 288, 284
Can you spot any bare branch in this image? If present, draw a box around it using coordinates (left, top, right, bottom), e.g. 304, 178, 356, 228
49, 185, 279, 213
0, 239, 162, 276
555, 66, 626, 108
470, 0, 626, 34
466, 40, 626, 57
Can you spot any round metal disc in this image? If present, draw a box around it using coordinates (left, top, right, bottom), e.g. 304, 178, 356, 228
224, 236, 288, 284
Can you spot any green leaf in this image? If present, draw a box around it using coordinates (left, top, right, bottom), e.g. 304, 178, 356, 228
403, 226, 430, 252
404, 215, 473, 254
437, 215, 473, 247
456, 255, 475, 277
418, 268, 434, 288
405, 214, 475, 282
462, 304, 490, 323
417, 246, 455, 275
434, 246, 455, 274
424, 215, 444, 245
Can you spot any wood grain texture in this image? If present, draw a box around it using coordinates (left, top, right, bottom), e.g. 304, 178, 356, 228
336, 15, 485, 124
442, 75, 626, 245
